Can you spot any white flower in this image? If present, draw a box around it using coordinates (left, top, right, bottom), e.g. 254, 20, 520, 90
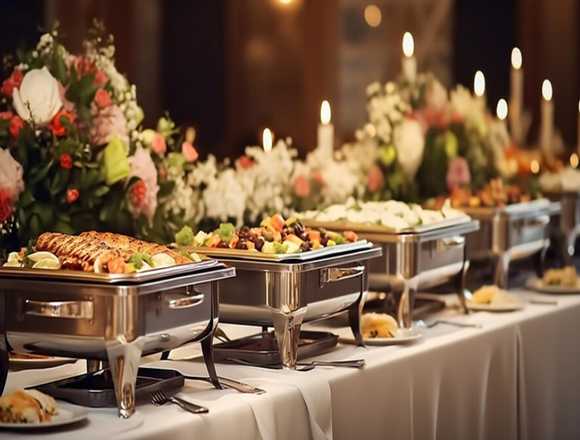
0, 149, 24, 201
450, 85, 487, 136
425, 79, 448, 112
394, 118, 425, 179
203, 169, 246, 224
12, 67, 62, 125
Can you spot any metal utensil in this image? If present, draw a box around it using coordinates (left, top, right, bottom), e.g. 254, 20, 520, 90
181, 374, 266, 394
297, 359, 365, 369
419, 319, 482, 329
528, 299, 558, 305
151, 390, 209, 414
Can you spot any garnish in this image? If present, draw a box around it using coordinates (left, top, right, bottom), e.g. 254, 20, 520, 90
217, 223, 235, 242
175, 226, 194, 246
128, 252, 153, 270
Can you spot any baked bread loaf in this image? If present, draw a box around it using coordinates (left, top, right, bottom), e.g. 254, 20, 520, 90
0, 389, 57, 424
361, 313, 398, 338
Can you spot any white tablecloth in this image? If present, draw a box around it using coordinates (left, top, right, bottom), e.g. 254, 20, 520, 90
1, 289, 580, 440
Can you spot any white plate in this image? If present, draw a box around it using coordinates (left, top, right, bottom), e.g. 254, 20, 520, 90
525, 277, 580, 294
0, 401, 88, 430
341, 328, 423, 346
467, 299, 525, 312
9, 355, 76, 370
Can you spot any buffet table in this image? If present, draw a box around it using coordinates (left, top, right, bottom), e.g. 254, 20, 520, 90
2, 289, 580, 440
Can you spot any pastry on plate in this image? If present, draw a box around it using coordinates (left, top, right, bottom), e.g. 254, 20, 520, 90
471, 285, 513, 305
543, 266, 577, 287
361, 313, 398, 338
0, 389, 57, 424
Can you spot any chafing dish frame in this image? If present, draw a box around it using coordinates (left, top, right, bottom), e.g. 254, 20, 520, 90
349, 220, 480, 329
544, 192, 580, 264
0, 265, 235, 419
211, 247, 382, 369
461, 200, 559, 288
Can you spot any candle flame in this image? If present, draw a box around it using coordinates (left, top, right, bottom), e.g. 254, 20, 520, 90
530, 159, 540, 174
578, 99, 580, 112
402, 32, 414, 58
474, 70, 485, 97
542, 79, 552, 101
320, 100, 331, 124
511, 47, 522, 70
262, 128, 273, 152
364, 4, 382, 27
570, 153, 579, 169
496, 98, 508, 120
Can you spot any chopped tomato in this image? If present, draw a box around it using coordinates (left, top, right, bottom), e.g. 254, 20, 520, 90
206, 235, 222, 248
343, 231, 358, 242
271, 214, 285, 232
308, 230, 321, 242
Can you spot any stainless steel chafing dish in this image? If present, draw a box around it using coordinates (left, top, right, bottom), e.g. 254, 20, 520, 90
461, 199, 560, 288
198, 245, 382, 369
544, 191, 580, 263
0, 260, 235, 418
304, 218, 479, 329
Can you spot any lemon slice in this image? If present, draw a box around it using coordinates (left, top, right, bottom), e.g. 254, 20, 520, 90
189, 253, 202, 262
32, 258, 61, 270
28, 252, 60, 264
3, 252, 23, 267
151, 253, 176, 268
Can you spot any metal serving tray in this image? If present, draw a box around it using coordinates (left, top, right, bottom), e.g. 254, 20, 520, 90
544, 191, 580, 263
214, 246, 382, 368
301, 219, 479, 329
461, 199, 560, 288
0, 263, 235, 418
0, 258, 220, 284
193, 240, 371, 262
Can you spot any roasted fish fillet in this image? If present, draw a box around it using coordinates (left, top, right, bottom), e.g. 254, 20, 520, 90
35, 232, 190, 273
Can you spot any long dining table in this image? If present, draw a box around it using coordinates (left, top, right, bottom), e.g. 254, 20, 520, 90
1, 286, 579, 440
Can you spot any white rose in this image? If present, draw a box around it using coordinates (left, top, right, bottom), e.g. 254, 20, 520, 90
425, 80, 448, 112
394, 118, 425, 179
12, 67, 62, 125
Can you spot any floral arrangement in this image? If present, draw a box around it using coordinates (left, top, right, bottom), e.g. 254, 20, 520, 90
342, 73, 515, 203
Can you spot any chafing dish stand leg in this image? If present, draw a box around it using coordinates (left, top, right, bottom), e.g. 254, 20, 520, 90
347, 274, 367, 346
455, 259, 470, 315
201, 333, 222, 389
494, 254, 511, 290
397, 277, 418, 329
535, 241, 549, 278
106, 340, 144, 419
272, 307, 307, 369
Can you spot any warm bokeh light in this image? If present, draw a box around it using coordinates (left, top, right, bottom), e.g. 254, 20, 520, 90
542, 79, 553, 101
402, 32, 414, 57
570, 153, 579, 169
474, 70, 485, 97
530, 159, 540, 174
320, 100, 331, 124
364, 5, 382, 28
262, 128, 273, 152
511, 48, 522, 70
277, 0, 293, 5
496, 99, 508, 120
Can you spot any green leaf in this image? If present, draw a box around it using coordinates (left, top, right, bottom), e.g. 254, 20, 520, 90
94, 185, 110, 197
103, 137, 130, 185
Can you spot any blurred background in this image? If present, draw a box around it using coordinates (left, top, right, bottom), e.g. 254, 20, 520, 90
1, 0, 579, 158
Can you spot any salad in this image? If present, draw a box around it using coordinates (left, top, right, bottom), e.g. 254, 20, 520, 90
176, 214, 359, 254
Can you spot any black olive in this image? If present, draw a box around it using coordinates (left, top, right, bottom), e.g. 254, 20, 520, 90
300, 241, 311, 252
255, 238, 265, 251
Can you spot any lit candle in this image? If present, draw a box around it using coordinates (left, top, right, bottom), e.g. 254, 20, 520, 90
509, 48, 523, 144
317, 100, 334, 158
262, 128, 273, 153
530, 159, 540, 174
540, 79, 553, 160
473, 70, 486, 108
570, 153, 579, 169
401, 32, 416, 83
496, 98, 508, 121
577, 99, 580, 156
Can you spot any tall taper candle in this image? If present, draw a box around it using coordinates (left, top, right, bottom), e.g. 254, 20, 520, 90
509, 48, 523, 144
317, 100, 334, 159
262, 128, 273, 153
474, 70, 486, 108
401, 32, 416, 83
540, 79, 553, 160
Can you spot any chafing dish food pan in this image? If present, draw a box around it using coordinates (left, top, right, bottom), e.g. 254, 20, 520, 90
461, 199, 559, 288
0, 261, 235, 418
197, 246, 382, 368
303, 219, 479, 329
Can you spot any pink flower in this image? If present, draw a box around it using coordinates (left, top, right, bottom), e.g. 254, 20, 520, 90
128, 146, 159, 222
94, 89, 112, 109
446, 157, 471, 191
90, 104, 129, 146
0, 149, 24, 219
94, 70, 108, 87
181, 142, 198, 162
293, 175, 310, 198
151, 133, 166, 155
237, 155, 254, 169
367, 165, 384, 193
